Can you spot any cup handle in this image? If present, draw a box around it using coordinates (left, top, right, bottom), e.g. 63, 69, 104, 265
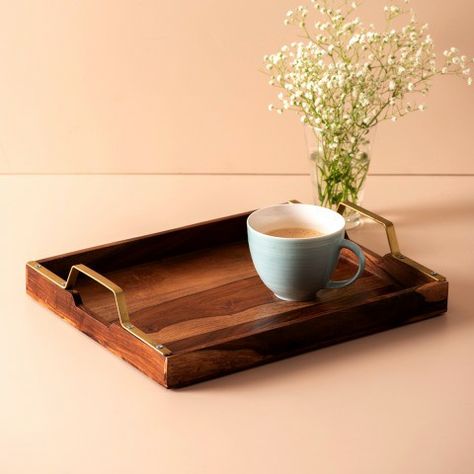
326, 239, 366, 289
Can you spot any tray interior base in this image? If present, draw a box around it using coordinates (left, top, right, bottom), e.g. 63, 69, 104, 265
72, 241, 402, 355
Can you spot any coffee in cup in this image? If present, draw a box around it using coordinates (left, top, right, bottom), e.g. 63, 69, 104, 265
265, 227, 323, 238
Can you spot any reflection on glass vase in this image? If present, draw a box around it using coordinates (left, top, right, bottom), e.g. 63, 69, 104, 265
305, 126, 375, 229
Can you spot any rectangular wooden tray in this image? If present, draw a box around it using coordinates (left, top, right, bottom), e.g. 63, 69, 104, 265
26, 202, 448, 388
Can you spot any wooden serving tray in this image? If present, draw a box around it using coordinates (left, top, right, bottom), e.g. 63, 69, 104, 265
26, 202, 448, 388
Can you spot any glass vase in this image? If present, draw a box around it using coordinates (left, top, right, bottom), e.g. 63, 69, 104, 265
305, 126, 375, 229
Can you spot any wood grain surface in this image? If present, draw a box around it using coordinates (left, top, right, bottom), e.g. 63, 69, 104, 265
26, 211, 448, 388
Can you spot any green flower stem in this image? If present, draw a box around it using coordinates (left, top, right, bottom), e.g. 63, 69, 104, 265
312, 139, 370, 208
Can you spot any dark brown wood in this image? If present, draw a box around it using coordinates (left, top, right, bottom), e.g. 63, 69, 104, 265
26, 210, 448, 388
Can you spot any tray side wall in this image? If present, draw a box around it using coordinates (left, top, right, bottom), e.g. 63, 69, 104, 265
166, 280, 448, 388
39, 212, 250, 278
26, 266, 169, 387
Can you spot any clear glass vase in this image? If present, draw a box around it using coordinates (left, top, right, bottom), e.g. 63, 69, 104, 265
305, 126, 375, 229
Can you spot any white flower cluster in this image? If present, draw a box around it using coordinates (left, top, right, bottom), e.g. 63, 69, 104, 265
264, 0, 473, 150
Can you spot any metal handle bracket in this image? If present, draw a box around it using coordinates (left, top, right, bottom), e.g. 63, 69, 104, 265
337, 201, 445, 282
27, 261, 171, 356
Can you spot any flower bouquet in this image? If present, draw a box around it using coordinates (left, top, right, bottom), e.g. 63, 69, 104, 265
265, 0, 472, 225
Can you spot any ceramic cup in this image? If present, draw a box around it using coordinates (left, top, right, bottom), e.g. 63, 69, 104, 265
247, 203, 366, 301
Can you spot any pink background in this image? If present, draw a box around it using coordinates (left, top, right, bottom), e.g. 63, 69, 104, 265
1, 1, 474, 473
2, 175, 474, 473
0, 0, 472, 174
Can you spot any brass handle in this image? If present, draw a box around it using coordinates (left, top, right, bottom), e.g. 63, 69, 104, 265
337, 201, 445, 282
27, 262, 171, 356
336, 201, 401, 256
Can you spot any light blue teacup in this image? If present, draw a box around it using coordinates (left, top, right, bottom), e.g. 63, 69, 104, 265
247, 203, 365, 301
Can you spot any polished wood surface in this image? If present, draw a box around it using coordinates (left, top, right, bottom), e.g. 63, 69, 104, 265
26, 210, 448, 388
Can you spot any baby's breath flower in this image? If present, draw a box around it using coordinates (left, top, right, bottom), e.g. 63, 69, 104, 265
264, 0, 473, 207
